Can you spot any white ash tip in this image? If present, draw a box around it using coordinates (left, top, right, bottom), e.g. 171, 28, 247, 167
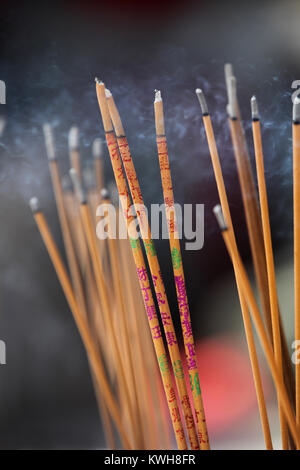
251, 96, 259, 119
69, 168, 86, 204
92, 138, 103, 158
154, 89, 162, 102
195, 88, 208, 114
68, 126, 79, 150
29, 197, 40, 213
227, 76, 237, 119
224, 63, 234, 80
101, 188, 109, 199
213, 204, 227, 231
293, 96, 300, 122
95, 77, 103, 85
105, 88, 112, 98
43, 123, 56, 160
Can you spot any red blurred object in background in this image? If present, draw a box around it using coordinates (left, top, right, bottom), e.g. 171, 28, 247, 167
183, 336, 271, 435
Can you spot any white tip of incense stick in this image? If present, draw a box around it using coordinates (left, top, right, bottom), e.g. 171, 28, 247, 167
69, 168, 86, 204
29, 197, 40, 213
95, 77, 103, 85
224, 63, 234, 81
293, 96, 300, 122
105, 88, 112, 98
101, 188, 109, 199
68, 126, 79, 150
154, 90, 162, 102
92, 138, 103, 159
213, 204, 227, 231
251, 96, 259, 120
43, 123, 56, 160
195, 88, 208, 115
227, 76, 237, 119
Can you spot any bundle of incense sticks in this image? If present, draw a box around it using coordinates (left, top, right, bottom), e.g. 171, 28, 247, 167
197, 64, 299, 450
29, 63, 300, 450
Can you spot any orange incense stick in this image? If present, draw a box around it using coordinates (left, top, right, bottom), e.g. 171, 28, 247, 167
29, 197, 131, 449
43, 124, 87, 319
196, 89, 272, 449
213, 205, 300, 449
103, 84, 202, 450
251, 96, 287, 448
95, 80, 188, 450
154, 90, 210, 448
293, 97, 300, 429
69, 169, 140, 448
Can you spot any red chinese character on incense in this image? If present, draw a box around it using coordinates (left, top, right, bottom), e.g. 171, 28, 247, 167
166, 331, 177, 346
151, 325, 161, 339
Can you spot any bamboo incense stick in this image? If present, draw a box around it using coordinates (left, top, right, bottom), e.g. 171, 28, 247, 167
93, 138, 105, 193
102, 190, 146, 449
69, 168, 140, 448
226, 72, 296, 444
43, 124, 88, 319
95, 79, 188, 450
69, 126, 82, 183
103, 84, 202, 450
196, 89, 272, 449
213, 205, 300, 449
293, 97, 300, 429
29, 197, 131, 449
251, 96, 288, 448
154, 89, 210, 448
225, 73, 274, 340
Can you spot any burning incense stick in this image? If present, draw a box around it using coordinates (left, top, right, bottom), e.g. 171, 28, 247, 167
196, 88, 272, 449
69, 126, 82, 182
103, 83, 203, 450
293, 97, 300, 429
251, 96, 288, 448
213, 205, 300, 449
43, 124, 87, 319
29, 197, 131, 449
95, 79, 189, 450
154, 89, 210, 449
93, 138, 105, 192
69, 168, 140, 448
225, 71, 273, 340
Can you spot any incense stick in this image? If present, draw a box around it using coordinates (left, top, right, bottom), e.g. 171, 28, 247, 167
293, 97, 300, 429
154, 89, 210, 449
29, 197, 131, 449
251, 96, 288, 448
214, 205, 300, 449
103, 84, 202, 450
196, 89, 272, 449
69, 168, 140, 448
95, 79, 188, 450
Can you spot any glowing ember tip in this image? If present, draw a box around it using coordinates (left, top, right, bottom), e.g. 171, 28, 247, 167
195, 88, 208, 115
213, 205, 227, 231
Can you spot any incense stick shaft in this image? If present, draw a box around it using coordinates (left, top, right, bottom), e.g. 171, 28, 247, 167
252, 118, 288, 448
201, 114, 272, 449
